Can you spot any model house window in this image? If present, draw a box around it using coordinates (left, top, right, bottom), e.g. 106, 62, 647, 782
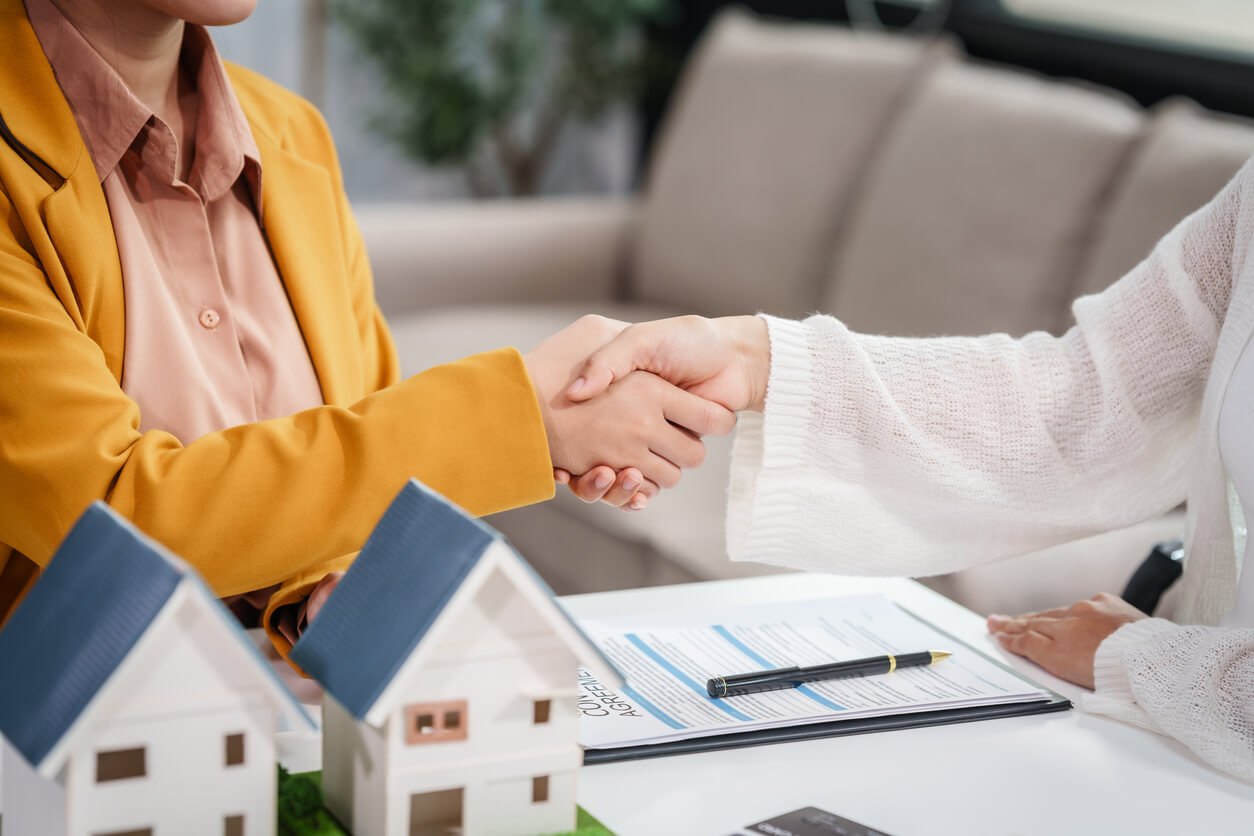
532, 775, 549, 804
404, 700, 468, 744
95, 747, 146, 782
533, 699, 552, 724
224, 814, 245, 836
225, 732, 245, 767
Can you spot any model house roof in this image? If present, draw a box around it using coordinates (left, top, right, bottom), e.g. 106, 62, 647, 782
290, 479, 624, 722
0, 503, 313, 773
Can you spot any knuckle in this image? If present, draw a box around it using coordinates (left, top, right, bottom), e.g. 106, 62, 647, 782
687, 439, 707, 468
700, 403, 722, 433
578, 313, 607, 329
582, 352, 607, 373
600, 491, 630, 508
658, 469, 681, 489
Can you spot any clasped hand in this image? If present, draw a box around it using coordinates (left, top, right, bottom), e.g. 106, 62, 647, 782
523, 315, 747, 509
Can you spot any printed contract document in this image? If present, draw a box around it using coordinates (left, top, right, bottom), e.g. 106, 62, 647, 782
576, 594, 1058, 753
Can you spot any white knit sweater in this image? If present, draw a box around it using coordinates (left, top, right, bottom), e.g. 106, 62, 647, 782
727, 158, 1254, 783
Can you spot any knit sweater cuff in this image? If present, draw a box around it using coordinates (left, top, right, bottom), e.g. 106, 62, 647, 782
727, 315, 813, 565
1083, 617, 1179, 722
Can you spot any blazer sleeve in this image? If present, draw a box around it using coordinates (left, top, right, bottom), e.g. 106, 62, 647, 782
0, 186, 555, 601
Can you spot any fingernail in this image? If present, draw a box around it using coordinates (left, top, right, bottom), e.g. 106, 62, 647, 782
630, 495, 647, 510
594, 473, 612, 490
567, 377, 586, 395
623, 478, 639, 492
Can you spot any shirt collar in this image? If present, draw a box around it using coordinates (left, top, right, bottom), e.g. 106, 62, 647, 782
25, 0, 263, 205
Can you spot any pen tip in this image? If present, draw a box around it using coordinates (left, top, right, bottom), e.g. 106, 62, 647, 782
930, 650, 952, 663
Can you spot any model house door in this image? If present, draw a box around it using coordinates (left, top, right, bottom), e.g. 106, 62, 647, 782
409, 787, 463, 835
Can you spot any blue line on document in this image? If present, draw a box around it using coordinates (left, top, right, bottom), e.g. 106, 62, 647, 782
621, 685, 686, 729
712, 624, 846, 712
793, 685, 845, 711
625, 633, 753, 722
713, 624, 774, 668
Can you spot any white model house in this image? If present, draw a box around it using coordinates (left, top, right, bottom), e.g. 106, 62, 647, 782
290, 479, 625, 836
0, 502, 314, 836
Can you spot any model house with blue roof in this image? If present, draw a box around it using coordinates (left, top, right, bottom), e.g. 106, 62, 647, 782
290, 479, 625, 836
0, 502, 314, 836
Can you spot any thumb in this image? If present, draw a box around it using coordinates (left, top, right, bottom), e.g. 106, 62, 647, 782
565, 327, 646, 401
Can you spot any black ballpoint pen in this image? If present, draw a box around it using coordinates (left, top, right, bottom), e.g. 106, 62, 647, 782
706, 650, 951, 698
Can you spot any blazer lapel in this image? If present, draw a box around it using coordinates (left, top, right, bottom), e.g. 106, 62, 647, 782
42, 179, 127, 380
2, 2, 127, 380
250, 129, 362, 405
0, 0, 81, 182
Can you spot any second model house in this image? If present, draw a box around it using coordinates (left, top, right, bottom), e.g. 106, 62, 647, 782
290, 479, 625, 836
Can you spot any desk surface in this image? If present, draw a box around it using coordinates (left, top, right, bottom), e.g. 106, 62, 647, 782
563, 574, 1254, 836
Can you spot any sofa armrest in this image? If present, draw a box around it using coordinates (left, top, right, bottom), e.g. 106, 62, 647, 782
354, 197, 637, 318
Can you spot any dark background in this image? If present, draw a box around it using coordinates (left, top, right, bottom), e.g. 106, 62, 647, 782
639, 0, 1254, 160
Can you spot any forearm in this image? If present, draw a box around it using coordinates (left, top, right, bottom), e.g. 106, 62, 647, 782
731, 316, 1198, 575
2, 348, 553, 598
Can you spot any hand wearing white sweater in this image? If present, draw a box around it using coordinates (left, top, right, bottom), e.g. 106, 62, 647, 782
562, 156, 1254, 783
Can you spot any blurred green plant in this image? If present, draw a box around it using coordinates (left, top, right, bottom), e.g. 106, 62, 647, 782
334, 0, 674, 197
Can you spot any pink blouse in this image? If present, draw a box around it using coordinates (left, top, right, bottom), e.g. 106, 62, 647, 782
28, 0, 339, 636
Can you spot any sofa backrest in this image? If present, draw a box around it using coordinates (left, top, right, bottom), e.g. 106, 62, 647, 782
633, 10, 1254, 338
631, 10, 954, 319
824, 61, 1140, 337
1068, 99, 1254, 311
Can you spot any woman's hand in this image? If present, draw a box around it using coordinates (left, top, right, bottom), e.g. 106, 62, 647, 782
525, 316, 736, 498
550, 313, 770, 511
565, 315, 771, 413
987, 593, 1147, 689
554, 465, 653, 510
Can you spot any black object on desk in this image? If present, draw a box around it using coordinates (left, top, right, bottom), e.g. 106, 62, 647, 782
707, 650, 950, 698
1122, 538, 1184, 615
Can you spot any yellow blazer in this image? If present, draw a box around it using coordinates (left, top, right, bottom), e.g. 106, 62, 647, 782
0, 1, 554, 654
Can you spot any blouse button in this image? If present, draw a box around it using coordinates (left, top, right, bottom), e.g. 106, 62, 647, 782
199, 309, 221, 329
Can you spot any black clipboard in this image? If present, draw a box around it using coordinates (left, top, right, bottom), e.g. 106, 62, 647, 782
582, 603, 1073, 765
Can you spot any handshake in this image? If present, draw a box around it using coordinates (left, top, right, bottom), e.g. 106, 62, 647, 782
522, 314, 771, 512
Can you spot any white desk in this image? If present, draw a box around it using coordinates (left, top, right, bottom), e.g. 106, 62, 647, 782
563, 574, 1254, 836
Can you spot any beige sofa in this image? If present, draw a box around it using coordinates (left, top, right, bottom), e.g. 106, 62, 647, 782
356, 10, 1254, 616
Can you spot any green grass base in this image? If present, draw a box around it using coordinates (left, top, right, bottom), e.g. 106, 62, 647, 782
278, 768, 615, 836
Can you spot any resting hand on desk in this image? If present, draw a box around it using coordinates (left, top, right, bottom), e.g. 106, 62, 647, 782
987, 593, 1146, 689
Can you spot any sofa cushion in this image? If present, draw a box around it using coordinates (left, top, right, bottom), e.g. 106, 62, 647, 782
1068, 100, 1254, 306
823, 62, 1141, 337
633, 10, 954, 319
